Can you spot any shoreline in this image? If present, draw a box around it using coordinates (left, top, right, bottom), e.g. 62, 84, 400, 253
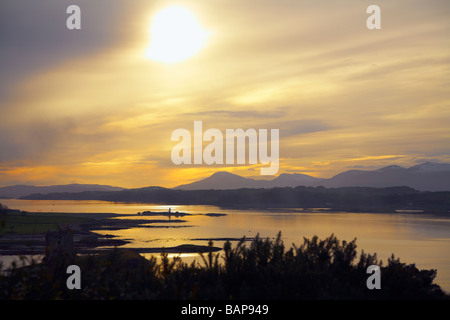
0, 211, 222, 256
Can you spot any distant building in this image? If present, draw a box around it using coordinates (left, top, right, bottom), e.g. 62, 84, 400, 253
45, 227, 74, 261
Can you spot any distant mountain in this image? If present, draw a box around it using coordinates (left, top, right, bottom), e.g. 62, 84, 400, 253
270, 173, 324, 187
408, 162, 450, 172
0, 184, 125, 199
175, 171, 323, 190
3, 162, 450, 197
175, 172, 263, 190
321, 162, 450, 191
175, 162, 450, 191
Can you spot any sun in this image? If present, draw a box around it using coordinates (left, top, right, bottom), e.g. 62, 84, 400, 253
145, 6, 210, 64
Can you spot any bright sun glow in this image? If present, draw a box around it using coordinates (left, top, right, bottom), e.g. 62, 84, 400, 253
146, 6, 210, 63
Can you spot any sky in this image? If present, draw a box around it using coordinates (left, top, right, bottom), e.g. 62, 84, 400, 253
1, 0, 449, 188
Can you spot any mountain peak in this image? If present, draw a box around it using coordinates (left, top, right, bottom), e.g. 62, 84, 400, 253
275, 172, 323, 182
174, 171, 255, 190
210, 171, 239, 178
175, 171, 322, 190
409, 162, 450, 172
376, 165, 405, 172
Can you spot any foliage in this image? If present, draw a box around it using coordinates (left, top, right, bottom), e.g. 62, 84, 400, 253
0, 233, 447, 300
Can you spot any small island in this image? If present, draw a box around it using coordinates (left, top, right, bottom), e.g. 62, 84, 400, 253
138, 208, 190, 217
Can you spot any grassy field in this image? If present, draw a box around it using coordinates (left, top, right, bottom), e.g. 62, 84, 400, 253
0, 212, 92, 235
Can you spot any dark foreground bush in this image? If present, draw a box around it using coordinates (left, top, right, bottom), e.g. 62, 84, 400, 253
0, 233, 448, 300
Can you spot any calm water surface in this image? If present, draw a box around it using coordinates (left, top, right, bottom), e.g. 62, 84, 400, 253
2, 199, 450, 293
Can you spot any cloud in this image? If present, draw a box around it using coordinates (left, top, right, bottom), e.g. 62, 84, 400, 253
0, 117, 76, 162
0, 0, 149, 100
279, 120, 334, 138
180, 108, 288, 120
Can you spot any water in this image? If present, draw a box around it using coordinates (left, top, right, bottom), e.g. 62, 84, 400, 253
2, 199, 450, 293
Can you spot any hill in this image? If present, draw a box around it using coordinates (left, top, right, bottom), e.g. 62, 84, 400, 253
0, 184, 125, 199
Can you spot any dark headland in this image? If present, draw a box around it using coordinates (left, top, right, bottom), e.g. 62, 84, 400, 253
20, 185, 450, 214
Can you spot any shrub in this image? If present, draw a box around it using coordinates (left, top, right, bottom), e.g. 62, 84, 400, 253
0, 233, 447, 300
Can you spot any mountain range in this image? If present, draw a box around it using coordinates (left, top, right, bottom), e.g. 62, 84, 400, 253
0, 184, 124, 199
1, 162, 450, 199
175, 162, 450, 192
